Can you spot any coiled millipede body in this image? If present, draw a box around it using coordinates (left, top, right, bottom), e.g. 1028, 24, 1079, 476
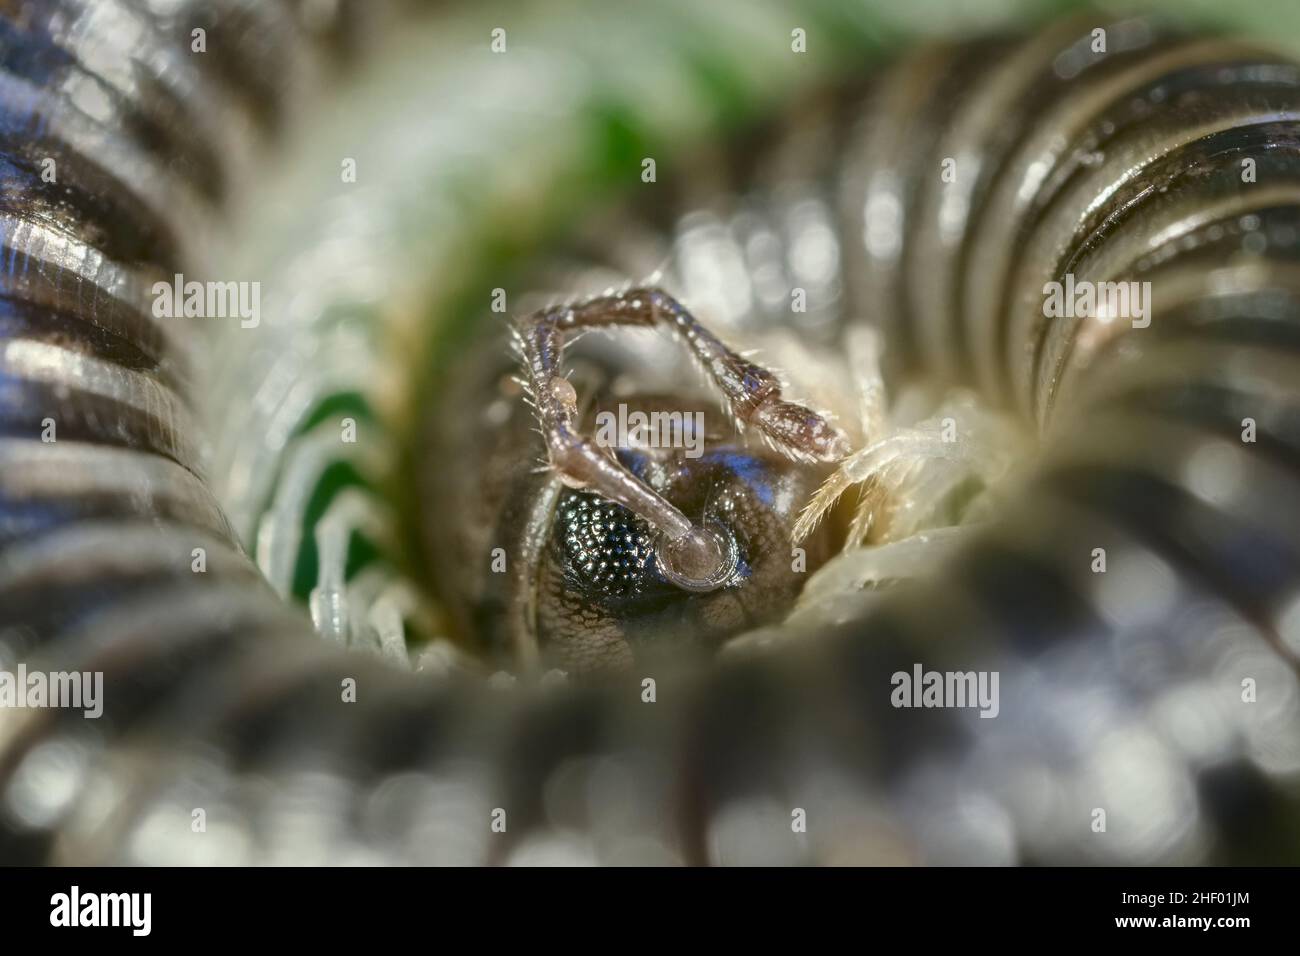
1, 1, 1299, 864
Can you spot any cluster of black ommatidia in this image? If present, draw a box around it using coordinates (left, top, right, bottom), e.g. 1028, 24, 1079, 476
557, 491, 656, 598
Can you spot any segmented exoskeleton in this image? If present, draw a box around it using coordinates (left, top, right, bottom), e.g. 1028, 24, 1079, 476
2, 1, 1300, 865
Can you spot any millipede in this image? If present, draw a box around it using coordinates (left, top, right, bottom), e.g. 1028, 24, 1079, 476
1, 0, 1299, 866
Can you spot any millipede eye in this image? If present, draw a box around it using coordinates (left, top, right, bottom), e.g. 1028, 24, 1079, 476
557, 490, 656, 598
